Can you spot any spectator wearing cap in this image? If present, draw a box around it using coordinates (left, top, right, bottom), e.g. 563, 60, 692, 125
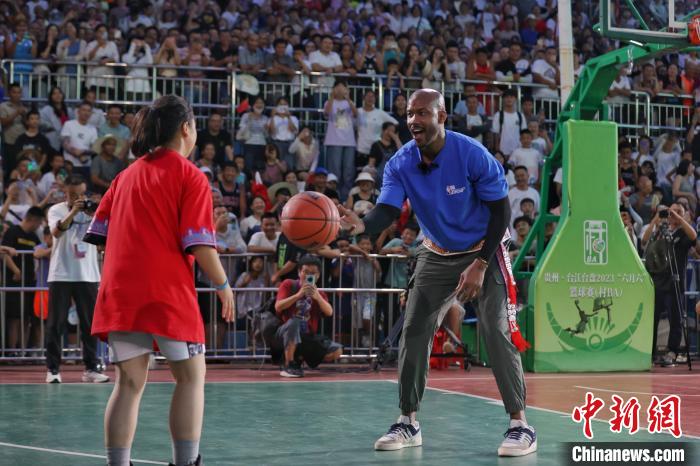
491, 89, 527, 156
508, 166, 541, 227
90, 135, 125, 194
356, 90, 398, 169
323, 81, 357, 199
275, 254, 342, 377
346, 172, 378, 217
307, 167, 338, 199
289, 126, 319, 172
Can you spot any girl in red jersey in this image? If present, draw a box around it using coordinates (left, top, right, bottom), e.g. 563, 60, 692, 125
84, 95, 234, 466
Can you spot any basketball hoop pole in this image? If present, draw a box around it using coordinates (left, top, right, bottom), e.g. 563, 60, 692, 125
558, 0, 575, 104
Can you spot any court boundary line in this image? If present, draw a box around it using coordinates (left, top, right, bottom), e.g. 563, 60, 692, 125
574, 385, 700, 397
420, 383, 700, 440
0, 441, 168, 464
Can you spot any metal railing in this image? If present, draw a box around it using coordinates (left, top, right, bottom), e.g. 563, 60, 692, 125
3, 58, 695, 145
0, 251, 410, 364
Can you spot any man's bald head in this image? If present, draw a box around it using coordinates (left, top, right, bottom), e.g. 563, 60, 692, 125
407, 89, 447, 150
408, 89, 446, 112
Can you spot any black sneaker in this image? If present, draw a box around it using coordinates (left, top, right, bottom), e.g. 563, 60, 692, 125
279, 362, 304, 378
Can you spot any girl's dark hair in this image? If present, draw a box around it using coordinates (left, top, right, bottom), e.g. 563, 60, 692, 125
48, 86, 67, 118
677, 159, 692, 176
131, 95, 194, 156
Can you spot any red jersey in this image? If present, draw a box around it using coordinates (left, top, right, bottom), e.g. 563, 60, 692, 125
88, 148, 215, 343
275, 279, 329, 335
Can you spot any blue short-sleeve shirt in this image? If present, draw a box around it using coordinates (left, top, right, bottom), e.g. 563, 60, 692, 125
377, 130, 508, 251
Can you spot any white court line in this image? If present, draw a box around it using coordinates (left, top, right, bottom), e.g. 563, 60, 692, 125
574, 385, 700, 397
0, 378, 397, 386
417, 382, 700, 441
0, 442, 167, 464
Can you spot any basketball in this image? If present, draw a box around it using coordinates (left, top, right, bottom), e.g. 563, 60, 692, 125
280, 191, 340, 250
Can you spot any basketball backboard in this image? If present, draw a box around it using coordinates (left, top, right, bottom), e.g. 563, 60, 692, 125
599, 0, 695, 46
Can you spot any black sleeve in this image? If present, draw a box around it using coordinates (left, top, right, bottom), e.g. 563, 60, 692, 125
369, 143, 382, 166
2, 227, 17, 247
478, 196, 511, 263
361, 203, 402, 235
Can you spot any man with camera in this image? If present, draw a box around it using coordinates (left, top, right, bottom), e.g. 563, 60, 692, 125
274, 255, 342, 377
642, 203, 697, 366
45, 174, 108, 383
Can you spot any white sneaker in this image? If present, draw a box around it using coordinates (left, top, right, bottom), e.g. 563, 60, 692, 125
82, 370, 110, 383
442, 340, 456, 354
675, 353, 688, 364
45, 371, 62, 384
374, 416, 422, 451
498, 420, 537, 457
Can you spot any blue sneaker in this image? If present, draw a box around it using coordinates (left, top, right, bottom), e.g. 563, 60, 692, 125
374, 417, 422, 451
498, 420, 537, 456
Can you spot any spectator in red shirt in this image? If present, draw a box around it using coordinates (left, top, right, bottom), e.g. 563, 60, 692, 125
274, 255, 342, 377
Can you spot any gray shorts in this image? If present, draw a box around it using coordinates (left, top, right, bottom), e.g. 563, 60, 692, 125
108, 331, 206, 363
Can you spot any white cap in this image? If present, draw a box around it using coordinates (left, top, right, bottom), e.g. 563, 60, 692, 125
355, 172, 375, 184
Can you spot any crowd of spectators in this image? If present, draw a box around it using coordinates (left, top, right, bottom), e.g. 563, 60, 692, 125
2, 0, 700, 367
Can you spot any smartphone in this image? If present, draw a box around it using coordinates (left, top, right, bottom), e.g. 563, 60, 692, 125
305, 274, 316, 285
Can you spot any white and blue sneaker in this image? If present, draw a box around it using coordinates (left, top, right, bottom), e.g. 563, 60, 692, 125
374, 416, 422, 451
498, 419, 537, 456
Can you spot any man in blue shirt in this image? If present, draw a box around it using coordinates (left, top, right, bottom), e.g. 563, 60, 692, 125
340, 89, 536, 457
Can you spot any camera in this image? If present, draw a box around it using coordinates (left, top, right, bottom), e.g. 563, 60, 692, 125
83, 200, 99, 212
305, 274, 316, 285
659, 210, 669, 219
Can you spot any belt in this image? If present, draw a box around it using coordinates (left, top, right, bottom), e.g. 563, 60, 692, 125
422, 238, 484, 256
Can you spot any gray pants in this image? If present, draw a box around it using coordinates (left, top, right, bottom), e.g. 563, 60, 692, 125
398, 246, 527, 414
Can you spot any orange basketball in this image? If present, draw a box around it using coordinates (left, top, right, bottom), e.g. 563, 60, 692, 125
280, 191, 340, 250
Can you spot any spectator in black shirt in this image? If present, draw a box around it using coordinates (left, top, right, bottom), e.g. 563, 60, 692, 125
14, 109, 54, 170
272, 233, 305, 285
369, 122, 401, 187
197, 112, 233, 164
2, 206, 43, 352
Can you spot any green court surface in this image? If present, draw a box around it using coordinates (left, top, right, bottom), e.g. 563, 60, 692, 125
0, 381, 695, 465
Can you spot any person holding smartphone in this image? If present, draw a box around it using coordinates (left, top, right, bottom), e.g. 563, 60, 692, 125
274, 255, 342, 377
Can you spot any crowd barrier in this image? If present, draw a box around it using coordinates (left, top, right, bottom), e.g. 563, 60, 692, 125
1, 250, 698, 365
2, 59, 694, 145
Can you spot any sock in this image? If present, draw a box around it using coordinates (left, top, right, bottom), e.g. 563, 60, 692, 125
106, 447, 130, 466
510, 419, 528, 429
173, 440, 199, 466
399, 415, 418, 427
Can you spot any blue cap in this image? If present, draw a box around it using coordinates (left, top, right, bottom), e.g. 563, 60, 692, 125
314, 167, 329, 175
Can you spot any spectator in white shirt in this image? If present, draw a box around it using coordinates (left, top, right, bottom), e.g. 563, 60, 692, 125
532, 47, 560, 100
608, 68, 632, 103
240, 196, 267, 242
356, 89, 398, 168
267, 97, 299, 171
85, 24, 120, 98
309, 35, 343, 100
508, 166, 541, 226
60, 101, 98, 177
509, 130, 543, 186
491, 89, 527, 156
247, 212, 281, 254
289, 127, 320, 172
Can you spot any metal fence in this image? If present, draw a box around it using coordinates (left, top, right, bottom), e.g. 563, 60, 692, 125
0, 251, 408, 364
3, 58, 695, 145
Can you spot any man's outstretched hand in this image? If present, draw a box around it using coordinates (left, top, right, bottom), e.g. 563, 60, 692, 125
337, 204, 365, 234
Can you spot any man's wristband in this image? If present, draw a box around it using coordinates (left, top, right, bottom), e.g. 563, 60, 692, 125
475, 257, 489, 268
214, 279, 229, 291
